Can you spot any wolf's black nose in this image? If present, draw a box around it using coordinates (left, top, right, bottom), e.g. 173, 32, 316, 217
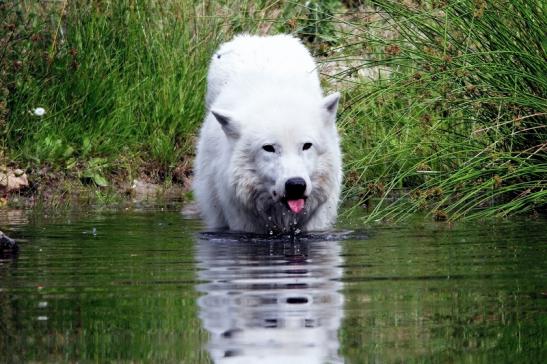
285, 178, 307, 199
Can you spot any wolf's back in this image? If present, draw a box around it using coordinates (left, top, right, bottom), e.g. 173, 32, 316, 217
205, 34, 321, 109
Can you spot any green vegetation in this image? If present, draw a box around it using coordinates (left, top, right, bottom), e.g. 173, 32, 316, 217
1, 0, 222, 185
340, 0, 546, 221
1, 0, 545, 220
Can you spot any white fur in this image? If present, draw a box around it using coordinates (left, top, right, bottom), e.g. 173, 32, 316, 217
194, 34, 342, 233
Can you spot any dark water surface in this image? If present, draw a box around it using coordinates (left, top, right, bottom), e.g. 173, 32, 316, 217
1, 209, 546, 363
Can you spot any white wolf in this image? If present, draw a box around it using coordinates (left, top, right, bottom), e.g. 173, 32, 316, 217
193, 34, 342, 233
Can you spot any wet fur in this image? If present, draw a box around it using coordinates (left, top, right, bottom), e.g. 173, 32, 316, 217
194, 34, 342, 233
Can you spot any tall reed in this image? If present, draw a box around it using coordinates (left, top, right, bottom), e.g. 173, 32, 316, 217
339, 0, 546, 221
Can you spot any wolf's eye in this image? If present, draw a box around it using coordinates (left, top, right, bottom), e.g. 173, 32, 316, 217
262, 144, 275, 153
303, 142, 313, 151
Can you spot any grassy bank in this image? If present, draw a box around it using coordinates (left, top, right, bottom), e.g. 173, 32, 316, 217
338, 0, 546, 221
1, 0, 545, 220
1, 0, 222, 186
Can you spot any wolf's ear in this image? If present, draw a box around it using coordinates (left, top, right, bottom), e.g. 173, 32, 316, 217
211, 109, 240, 138
321, 92, 340, 124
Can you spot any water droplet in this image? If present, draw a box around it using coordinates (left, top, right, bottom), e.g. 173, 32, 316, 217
37, 316, 48, 321
38, 301, 48, 308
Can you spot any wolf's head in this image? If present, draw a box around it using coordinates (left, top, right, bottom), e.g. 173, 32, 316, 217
210, 87, 341, 232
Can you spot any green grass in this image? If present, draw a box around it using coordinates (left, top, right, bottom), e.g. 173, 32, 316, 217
2, 1, 223, 182
337, 0, 546, 221
1, 0, 545, 220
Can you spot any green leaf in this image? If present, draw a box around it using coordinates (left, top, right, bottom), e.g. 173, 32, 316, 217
65, 158, 77, 170
82, 137, 92, 156
63, 146, 74, 158
91, 173, 109, 187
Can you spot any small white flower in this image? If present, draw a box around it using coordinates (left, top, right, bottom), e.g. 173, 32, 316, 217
33, 107, 46, 116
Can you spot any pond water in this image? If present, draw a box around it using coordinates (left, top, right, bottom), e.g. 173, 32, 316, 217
1, 208, 546, 363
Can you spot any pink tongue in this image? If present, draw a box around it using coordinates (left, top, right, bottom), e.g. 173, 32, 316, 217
287, 199, 305, 214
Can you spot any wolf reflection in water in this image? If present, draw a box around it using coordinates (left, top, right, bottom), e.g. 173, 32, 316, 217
196, 237, 344, 363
